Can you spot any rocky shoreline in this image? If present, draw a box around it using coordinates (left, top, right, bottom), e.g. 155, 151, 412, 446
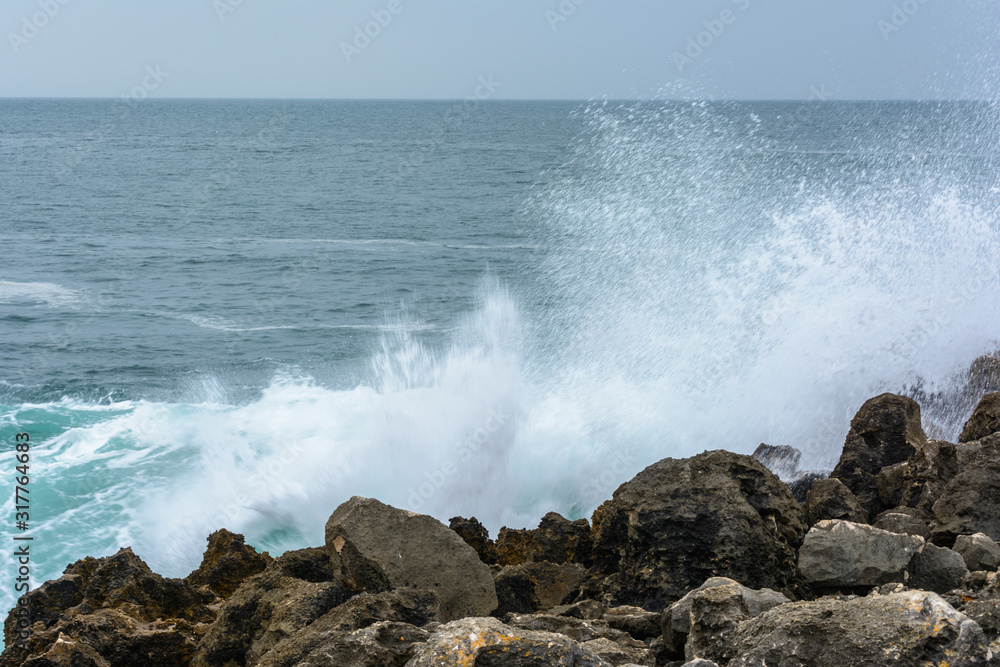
4, 381, 1000, 665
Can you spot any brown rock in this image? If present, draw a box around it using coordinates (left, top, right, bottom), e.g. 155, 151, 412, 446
495, 561, 586, 609
184, 529, 270, 598
804, 478, 868, 525
960, 392, 1000, 443
495, 527, 532, 566
448, 516, 498, 565
527, 512, 594, 565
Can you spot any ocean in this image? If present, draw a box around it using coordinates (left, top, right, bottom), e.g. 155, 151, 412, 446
1, 99, 999, 619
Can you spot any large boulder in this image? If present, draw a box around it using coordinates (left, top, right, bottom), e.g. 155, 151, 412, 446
682, 581, 791, 664
276, 621, 428, 667
960, 392, 1000, 443
586, 450, 807, 611
324, 496, 497, 621
797, 520, 924, 589
872, 509, 931, 539
803, 478, 867, 526
831, 393, 927, 518
954, 533, 1000, 572
725, 591, 991, 666
448, 516, 498, 565
907, 542, 969, 594
929, 434, 1000, 545
494, 561, 586, 609
405, 617, 613, 666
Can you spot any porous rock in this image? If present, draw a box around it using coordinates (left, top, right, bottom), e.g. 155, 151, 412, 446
960, 392, 1000, 443
184, 528, 271, 598
930, 434, 1000, 545
448, 516, 498, 565
495, 561, 586, 610
797, 519, 924, 589
803, 478, 867, 525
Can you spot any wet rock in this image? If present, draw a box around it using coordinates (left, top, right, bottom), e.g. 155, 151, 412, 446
797, 520, 924, 589
324, 496, 497, 621
873, 510, 930, 538
287, 621, 427, 667
660, 578, 789, 660
587, 450, 807, 611
954, 533, 1000, 572
960, 392, 1000, 443
930, 434, 1000, 545
726, 591, 990, 666
406, 617, 613, 666
907, 542, 969, 594
804, 478, 867, 526
184, 529, 271, 599
448, 516, 498, 565
752, 444, 801, 479
528, 512, 594, 565
831, 393, 927, 518
786, 471, 825, 503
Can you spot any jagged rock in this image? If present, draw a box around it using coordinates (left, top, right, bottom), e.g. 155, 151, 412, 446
586, 450, 807, 611
528, 512, 594, 565
507, 611, 643, 647
752, 444, 801, 478
324, 496, 497, 621
797, 520, 924, 589
493, 567, 540, 616
448, 516, 498, 565
907, 542, 969, 593
873, 510, 930, 538
954, 533, 1000, 572
20, 635, 110, 667
786, 471, 825, 503
495, 527, 532, 566
581, 637, 655, 666
831, 393, 927, 518
405, 617, 613, 666
930, 434, 1000, 545
680, 661, 720, 667
961, 600, 1000, 643
877, 439, 959, 512
495, 561, 586, 609
184, 529, 271, 598
804, 478, 868, 525
960, 392, 1000, 443
191, 554, 355, 667
548, 599, 608, 621
252, 591, 438, 667
726, 591, 990, 666
288, 621, 427, 667
602, 606, 661, 640
660, 578, 789, 660
267, 546, 337, 582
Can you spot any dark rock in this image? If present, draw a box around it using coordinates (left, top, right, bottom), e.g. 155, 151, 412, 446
930, 434, 1000, 545
787, 471, 825, 503
726, 591, 990, 666
873, 510, 931, 538
602, 605, 661, 640
494, 561, 586, 610
960, 392, 1000, 443
505, 610, 653, 664
184, 529, 270, 599
495, 527, 532, 566
907, 542, 969, 594
961, 600, 1000, 643
20, 635, 110, 667
954, 533, 1000, 572
492, 568, 540, 617
448, 516, 498, 565
797, 520, 923, 589
580, 637, 655, 666
752, 444, 801, 479
528, 512, 594, 565
831, 393, 928, 519
877, 439, 959, 512
267, 546, 336, 583
586, 450, 807, 612
324, 496, 497, 621
804, 478, 868, 525
547, 599, 608, 621
284, 621, 428, 667
406, 617, 613, 666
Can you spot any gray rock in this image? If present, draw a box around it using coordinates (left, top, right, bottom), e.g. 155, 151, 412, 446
955, 533, 1000, 572
681, 661, 720, 667
804, 478, 868, 526
325, 496, 497, 621
873, 510, 930, 539
580, 637, 655, 666
960, 392, 1000, 443
496, 561, 586, 609
727, 591, 990, 666
751, 444, 801, 479
685, 583, 764, 664
291, 621, 428, 667
906, 542, 969, 593
797, 520, 924, 588
930, 435, 1000, 545
405, 617, 613, 666
962, 599, 1000, 642
602, 606, 661, 640
831, 393, 927, 519
876, 439, 958, 512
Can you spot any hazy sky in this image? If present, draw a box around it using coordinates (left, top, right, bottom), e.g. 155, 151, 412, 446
1, 0, 997, 100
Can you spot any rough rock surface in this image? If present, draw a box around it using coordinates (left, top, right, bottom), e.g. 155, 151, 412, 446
684, 582, 791, 664
448, 516, 498, 565
831, 393, 928, 518
803, 478, 868, 526
726, 591, 991, 666
324, 496, 497, 621
877, 439, 957, 512
797, 520, 924, 588
873, 509, 931, 538
960, 392, 1000, 443
405, 617, 613, 666
283, 621, 428, 667
907, 542, 969, 594
184, 528, 271, 598
751, 444, 801, 479
528, 512, 594, 565
929, 434, 1000, 545
495, 562, 586, 609
587, 450, 807, 611
954, 533, 1000, 572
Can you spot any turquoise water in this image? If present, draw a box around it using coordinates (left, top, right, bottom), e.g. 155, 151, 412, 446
2, 100, 1000, 621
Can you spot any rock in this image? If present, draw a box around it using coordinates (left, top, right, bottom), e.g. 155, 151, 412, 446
681, 661, 720, 667
752, 444, 801, 479
267, 546, 337, 582
405, 617, 613, 666
587, 450, 807, 611
286, 621, 428, 667
930, 434, 1000, 545
726, 591, 990, 666
602, 606, 661, 640
495, 527, 532, 566
528, 512, 594, 565
448, 516, 498, 565
876, 439, 958, 512
184, 528, 270, 598
961, 600, 1000, 642
873, 510, 930, 538
797, 520, 924, 589
251, 590, 439, 667
804, 478, 868, 525
955, 533, 1000, 572
960, 392, 1000, 443
492, 567, 541, 616
831, 393, 928, 518
907, 542, 969, 593
787, 472, 825, 503
20, 635, 110, 667
660, 578, 789, 661
548, 599, 608, 621
495, 561, 586, 610
324, 496, 497, 621
506, 611, 641, 647
581, 637, 655, 666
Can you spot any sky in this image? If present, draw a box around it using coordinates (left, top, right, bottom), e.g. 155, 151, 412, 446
0, 0, 998, 100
